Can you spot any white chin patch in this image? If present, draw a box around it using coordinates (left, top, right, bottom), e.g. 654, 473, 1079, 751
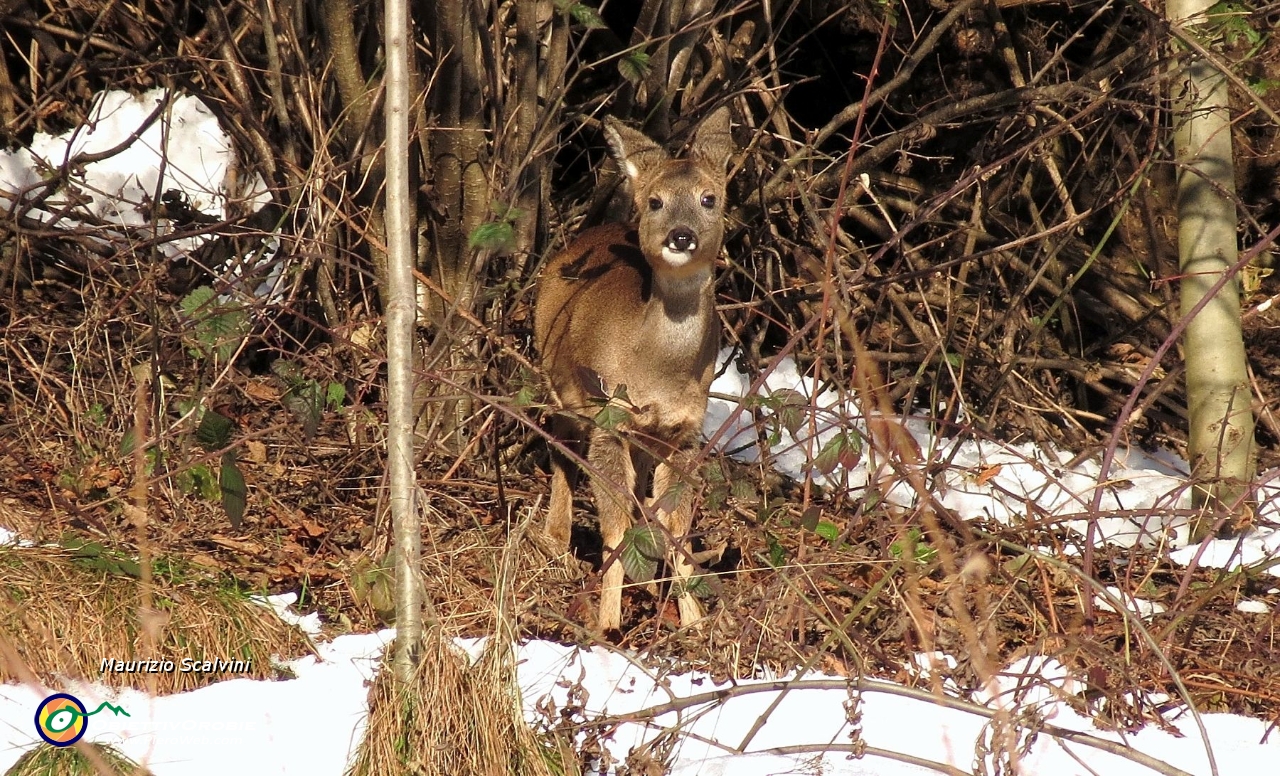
661, 247, 694, 267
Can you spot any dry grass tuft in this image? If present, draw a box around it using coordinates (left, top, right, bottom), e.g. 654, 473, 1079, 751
346, 628, 571, 776
6, 741, 153, 775
0, 544, 314, 694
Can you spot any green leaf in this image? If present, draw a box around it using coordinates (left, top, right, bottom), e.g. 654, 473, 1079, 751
195, 463, 221, 501
862, 486, 884, 511
115, 556, 142, 577
220, 453, 247, 530
559, 0, 606, 29
705, 460, 726, 484
799, 505, 821, 532
120, 428, 137, 456
325, 381, 346, 410
1249, 78, 1280, 96
889, 527, 936, 563
179, 286, 250, 362
676, 574, 713, 598
283, 380, 325, 439
620, 525, 665, 584
650, 480, 685, 516
195, 410, 236, 451
514, 385, 536, 407
593, 402, 630, 430
487, 200, 524, 222
765, 534, 786, 568
730, 477, 756, 501
1206, 2, 1259, 45
575, 366, 608, 400
705, 483, 727, 511
812, 431, 862, 475
271, 359, 305, 387
468, 220, 516, 252
61, 536, 102, 557
618, 51, 650, 85
756, 502, 783, 526
765, 427, 782, 447
814, 519, 840, 543
889, 532, 910, 559
772, 389, 807, 436
176, 463, 220, 500
63, 536, 142, 578
180, 285, 215, 318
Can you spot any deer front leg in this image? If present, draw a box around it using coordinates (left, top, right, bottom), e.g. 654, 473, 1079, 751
651, 447, 704, 628
588, 428, 636, 635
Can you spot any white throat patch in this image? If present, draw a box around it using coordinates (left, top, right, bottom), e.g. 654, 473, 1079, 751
661, 247, 694, 267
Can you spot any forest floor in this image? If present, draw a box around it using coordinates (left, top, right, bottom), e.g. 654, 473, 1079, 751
3, 283, 1280, 727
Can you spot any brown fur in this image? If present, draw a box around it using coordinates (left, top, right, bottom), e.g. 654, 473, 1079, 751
534, 108, 734, 634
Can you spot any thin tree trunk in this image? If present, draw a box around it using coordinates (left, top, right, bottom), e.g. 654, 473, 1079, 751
1167, 0, 1255, 539
384, 0, 422, 679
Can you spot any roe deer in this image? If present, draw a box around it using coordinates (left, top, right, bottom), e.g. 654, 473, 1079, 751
535, 107, 734, 635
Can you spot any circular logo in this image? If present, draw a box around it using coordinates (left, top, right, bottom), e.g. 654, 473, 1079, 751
35, 693, 88, 747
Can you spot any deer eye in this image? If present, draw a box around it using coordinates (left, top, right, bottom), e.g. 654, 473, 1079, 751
700, 193, 717, 209
648, 196, 663, 211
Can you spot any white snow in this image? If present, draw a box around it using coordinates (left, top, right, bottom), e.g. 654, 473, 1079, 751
0, 88, 281, 298
1094, 586, 1167, 618
706, 348, 1280, 576
4, 632, 1274, 775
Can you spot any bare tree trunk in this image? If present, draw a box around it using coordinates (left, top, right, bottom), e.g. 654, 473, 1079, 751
511, 0, 542, 264
422, 0, 488, 449
1167, 0, 1255, 539
319, 0, 388, 291
426, 0, 487, 316
384, 0, 422, 679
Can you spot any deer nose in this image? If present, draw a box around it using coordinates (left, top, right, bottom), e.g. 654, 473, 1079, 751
667, 228, 698, 252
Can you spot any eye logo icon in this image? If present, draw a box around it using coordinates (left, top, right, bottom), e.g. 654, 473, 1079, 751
35, 693, 129, 747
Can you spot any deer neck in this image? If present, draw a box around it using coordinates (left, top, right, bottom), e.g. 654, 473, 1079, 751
652, 264, 713, 321
638, 265, 713, 367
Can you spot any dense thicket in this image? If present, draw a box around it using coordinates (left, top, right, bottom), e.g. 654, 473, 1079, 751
4, 1, 1278, 453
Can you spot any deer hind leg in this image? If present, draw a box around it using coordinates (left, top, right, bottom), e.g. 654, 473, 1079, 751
588, 427, 637, 635
545, 415, 583, 553
651, 447, 704, 627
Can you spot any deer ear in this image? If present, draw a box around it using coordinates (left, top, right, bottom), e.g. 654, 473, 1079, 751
604, 118, 668, 184
690, 107, 733, 172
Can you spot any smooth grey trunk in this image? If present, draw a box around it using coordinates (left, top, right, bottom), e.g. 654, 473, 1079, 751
384, 0, 422, 679
1168, 0, 1255, 539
